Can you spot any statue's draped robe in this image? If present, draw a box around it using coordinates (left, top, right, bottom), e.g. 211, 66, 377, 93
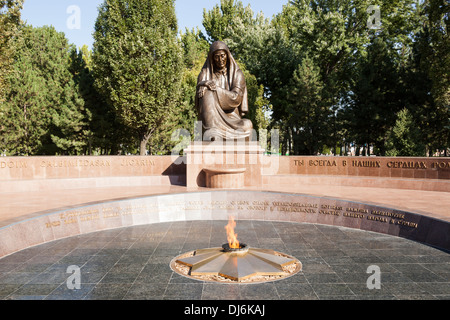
196, 41, 253, 140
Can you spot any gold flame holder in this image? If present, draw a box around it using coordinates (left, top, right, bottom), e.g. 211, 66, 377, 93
172, 244, 302, 282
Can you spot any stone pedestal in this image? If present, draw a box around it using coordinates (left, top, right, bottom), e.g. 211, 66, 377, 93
204, 167, 246, 189
184, 141, 265, 189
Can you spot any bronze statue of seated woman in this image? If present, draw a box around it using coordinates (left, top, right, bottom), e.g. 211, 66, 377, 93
195, 41, 253, 141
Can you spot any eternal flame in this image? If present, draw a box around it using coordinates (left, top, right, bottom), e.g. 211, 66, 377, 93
196, 41, 253, 141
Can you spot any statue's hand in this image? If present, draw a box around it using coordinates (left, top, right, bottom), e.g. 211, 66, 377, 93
198, 81, 217, 98
198, 86, 207, 98
205, 80, 216, 91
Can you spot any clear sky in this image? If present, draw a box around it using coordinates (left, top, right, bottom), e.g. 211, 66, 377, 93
21, 0, 288, 50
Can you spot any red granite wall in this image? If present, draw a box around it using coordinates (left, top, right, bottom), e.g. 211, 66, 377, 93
0, 156, 448, 182
0, 156, 186, 180
277, 156, 450, 180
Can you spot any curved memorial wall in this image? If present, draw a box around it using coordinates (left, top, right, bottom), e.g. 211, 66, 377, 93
0, 155, 449, 259
0, 190, 449, 259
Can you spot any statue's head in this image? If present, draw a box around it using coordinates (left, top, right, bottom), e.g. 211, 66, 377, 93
209, 41, 230, 72
213, 49, 227, 71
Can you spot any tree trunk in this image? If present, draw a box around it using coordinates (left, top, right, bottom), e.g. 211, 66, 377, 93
140, 137, 149, 156
139, 130, 152, 156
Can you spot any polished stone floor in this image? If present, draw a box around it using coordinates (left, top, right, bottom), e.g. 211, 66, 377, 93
0, 221, 449, 300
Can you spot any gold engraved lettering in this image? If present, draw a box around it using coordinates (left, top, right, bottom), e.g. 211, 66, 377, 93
0, 161, 27, 169
352, 160, 381, 168
39, 159, 110, 168
272, 202, 318, 208
432, 161, 450, 169
121, 159, 156, 167
321, 205, 343, 211
309, 160, 337, 167
390, 219, 418, 228
252, 201, 269, 206
247, 205, 268, 211
46, 221, 61, 228
64, 218, 77, 225
319, 210, 340, 216
80, 213, 99, 222
371, 210, 405, 219
346, 207, 369, 214
277, 206, 316, 213
343, 212, 364, 219
271, 202, 318, 213
102, 207, 120, 218
367, 216, 388, 223
387, 161, 427, 169
103, 212, 120, 218
189, 201, 203, 206
294, 160, 305, 166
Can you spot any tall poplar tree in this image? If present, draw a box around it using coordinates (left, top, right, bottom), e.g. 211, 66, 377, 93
92, 0, 183, 155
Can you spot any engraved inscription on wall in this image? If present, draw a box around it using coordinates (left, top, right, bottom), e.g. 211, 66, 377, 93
293, 159, 450, 171
0, 158, 157, 171
44, 199, 419, 230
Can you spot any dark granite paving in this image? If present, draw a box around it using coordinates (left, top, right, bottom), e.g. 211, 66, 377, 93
0, 221, 449, 300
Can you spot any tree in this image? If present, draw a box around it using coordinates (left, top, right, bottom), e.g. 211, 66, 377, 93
286, 56, 328, 155
202, 0, 254, 43
92, 0, 183, 155
347, 37, 406, 156
1, 25, 89, 155
0, 0, 23, 103
174, 28, 209, 146
424, 0, 449, 110
70, 45, 132, 155
385, 108, 426, 156
407, 0, 449, 155
246, 0, 373, 154
242, 64, 270, 133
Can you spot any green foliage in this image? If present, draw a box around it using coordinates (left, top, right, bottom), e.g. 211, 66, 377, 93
93, 0, 183, 155
224, 0, 372, 154
243, 66, 270, 133
424, 0, 449, 110
0, 0, 23, 103
70, 45, 129, 155
202, 0, 254, 42
346, 37, 406, 155
387, 0, 449, 157
260, 0, 434, 155
1, 0, 448, 156
385, 108, 426, 156
146, 29, 207, 155
1, 26, 89, 155
287, 56, 328, 155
